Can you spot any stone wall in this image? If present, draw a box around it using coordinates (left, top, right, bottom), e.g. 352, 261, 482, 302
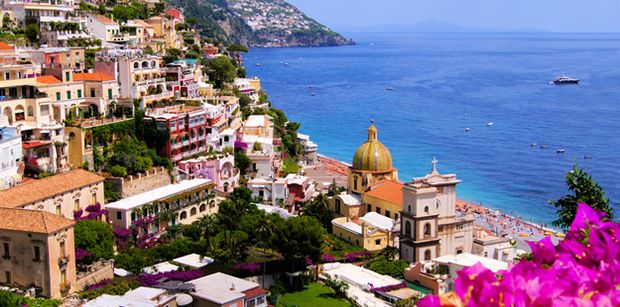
106, 167, 171, 198
74, 260, 114, 291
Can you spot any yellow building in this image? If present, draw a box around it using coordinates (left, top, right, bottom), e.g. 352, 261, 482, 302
65, 118, 132, 169
0, 208, 76, 298
331, 212, 398, 251
348, 122, 398, 194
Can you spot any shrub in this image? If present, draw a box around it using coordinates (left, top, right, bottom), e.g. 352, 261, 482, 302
110, 165, 127, 177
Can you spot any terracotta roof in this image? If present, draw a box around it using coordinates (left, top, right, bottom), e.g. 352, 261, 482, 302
132, 19, 153, 28
0, 208, 74, 234
243, 287, 267, 298
73, 72, 115, 82
0, 169, 104, 208
22, 140, 52, 149
36, 75, 62, 84
364, 180, 404, 206
0, 42, 14, 50
92, 15, 117, 26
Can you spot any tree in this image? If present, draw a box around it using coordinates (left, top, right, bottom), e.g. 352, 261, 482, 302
163, 48, 181, 64
206, 56, 237, 88
234, 149, 251, 175
550, 164, 612, 230
257, 218, 276, 287
25, 23, 39, 44
74, 220, 115, 261
198, 214, 219, 252
303, 194, 333, 232
272, 216, 325, 263
324, 275, 349, 298
327, 179, 345, 196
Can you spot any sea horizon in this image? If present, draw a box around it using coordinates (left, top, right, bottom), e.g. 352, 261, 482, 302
245, 32, 620, 226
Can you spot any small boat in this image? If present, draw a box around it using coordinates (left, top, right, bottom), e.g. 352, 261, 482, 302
310, 93, 317, 96
552, 75, 579, 84
284, 62, 289, 66
386, 87, 395, 91
540, 144, 548, 149
255, 63, 261, 67
584, 155, 593, 160
465, 128, 471, 132
487, 122, 494, 127
531, 143, 537, 147
556, 148, 566, 153
308, 85, 315, 89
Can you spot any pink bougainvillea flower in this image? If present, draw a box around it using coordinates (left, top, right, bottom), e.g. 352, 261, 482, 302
527, 236, 557, 265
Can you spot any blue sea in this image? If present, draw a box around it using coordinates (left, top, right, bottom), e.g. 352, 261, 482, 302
245, 33, 620, 225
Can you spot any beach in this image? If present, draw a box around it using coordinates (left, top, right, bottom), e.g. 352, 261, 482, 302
307, 155, 563, 249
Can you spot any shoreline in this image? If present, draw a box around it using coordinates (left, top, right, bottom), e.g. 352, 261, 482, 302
314, 154, 562, 241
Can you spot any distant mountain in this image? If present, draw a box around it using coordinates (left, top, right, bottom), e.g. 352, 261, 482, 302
167, 0, 354, 47
335, 20, 547, 34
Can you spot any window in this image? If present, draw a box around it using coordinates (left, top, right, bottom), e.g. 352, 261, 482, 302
4, 271, 10, 284
408, 205, 411, 213
90, 89, 95, 97
385, 210, 390, 218
59, 241, 65, 259
91, 192, 97, 205
60, 270, 66, 289
116, 212, 122, 220
190, 208, 197, 216
66, 91, 71, 99
424, 249, 432, 261
424, 223, 431, 237
180, 211, 187, 220
335, 199, 341, 214
375, 207, 381, 214
77, 89, 82, 98
56, 92, 61, 101
367, 204, 371, 213
108, 88, 112, 99
40, 105, 49, 116
2, 243, 9, 258
456, 223, 464, 230
424, 206, 429, 214
27, 106, 33, 116
353, 176, 358, 190
65, 71, 70, 81
56, 205, 62, 216
131, 212, 136, 222
405, 221, 411, 237
199, 204, 206, 212
74, 199, 80, 212
258, 190, 264, 198
375, 239, 381, 245
394, 213, 399, 221
33, 246, 40, 262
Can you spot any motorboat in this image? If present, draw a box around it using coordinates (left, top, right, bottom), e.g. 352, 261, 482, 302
553, 75, 579, 84
465, 128, 471, 132
386, 87, 395, 91
556, 148, 566, 153
487, 122, 494, 127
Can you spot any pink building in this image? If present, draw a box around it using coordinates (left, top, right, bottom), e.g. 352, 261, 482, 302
165, 8, 184, 22
177, 153, 239, 192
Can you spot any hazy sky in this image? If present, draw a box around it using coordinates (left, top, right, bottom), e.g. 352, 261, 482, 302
287, 0, 620, 32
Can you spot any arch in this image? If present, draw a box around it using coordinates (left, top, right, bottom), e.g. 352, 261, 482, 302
141, 61, 149, 68
190, 207, 197, 216
179, 211, 187, 220
199, 204, 206, 212
424, 223, 431, 237
14, 105, 24, 121
3, 106, 12, 124
405, 220, 411, 237
151, 60, 156, 68
133, 62, 139, 69
436, 199, 441, 209
424, 249, 432, 261
223, 182, 230, 192
87, 104, 99, 118
424, 206, 429, 214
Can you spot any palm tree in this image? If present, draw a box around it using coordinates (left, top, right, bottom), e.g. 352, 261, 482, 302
257, 219, 275, 288
199, 214, 219, 253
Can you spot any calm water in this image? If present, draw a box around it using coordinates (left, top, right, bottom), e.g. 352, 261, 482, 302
245, 33, 620, 224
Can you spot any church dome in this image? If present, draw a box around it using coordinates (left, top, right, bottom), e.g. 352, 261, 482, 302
352, 122, 393, 172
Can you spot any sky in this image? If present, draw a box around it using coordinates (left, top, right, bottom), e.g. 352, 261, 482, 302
286, 0, 620, 33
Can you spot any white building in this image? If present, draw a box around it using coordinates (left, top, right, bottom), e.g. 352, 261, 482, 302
247, 177, 288, 205
86, 15, 123, 46
0, 122, 22, 189
84, 286, 177, 307
189, 273, 267, 307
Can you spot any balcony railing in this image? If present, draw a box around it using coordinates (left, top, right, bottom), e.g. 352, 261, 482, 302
142, 91, 174, 102
134, 77, 165, 87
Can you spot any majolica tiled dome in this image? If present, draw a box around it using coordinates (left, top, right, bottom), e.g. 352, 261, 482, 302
352, 122, 393, 172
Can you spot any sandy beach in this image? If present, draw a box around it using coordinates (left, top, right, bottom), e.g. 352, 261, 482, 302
306, 155, 563, 249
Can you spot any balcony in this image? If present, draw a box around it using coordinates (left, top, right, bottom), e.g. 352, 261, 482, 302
134, 77, 165, 87
142, 91, 174, 102
58, 256, 69, 268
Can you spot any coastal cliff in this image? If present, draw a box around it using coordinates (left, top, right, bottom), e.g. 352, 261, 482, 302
167, 0, 354, 47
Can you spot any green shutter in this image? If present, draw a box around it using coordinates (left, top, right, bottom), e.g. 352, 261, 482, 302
65, 71, 70, 81
108, 89, 112, 99
77, 89, 82, 98
56, 92, 61, 101
66, 91, 71, 100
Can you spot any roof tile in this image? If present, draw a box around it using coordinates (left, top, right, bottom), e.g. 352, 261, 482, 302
363, 180, 404, 206
0, 208, 74, 234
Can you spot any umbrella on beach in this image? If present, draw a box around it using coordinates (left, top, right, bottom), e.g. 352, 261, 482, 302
519, 233, 529, 237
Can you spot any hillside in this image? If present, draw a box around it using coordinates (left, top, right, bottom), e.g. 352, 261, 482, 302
167, 0, 354, 47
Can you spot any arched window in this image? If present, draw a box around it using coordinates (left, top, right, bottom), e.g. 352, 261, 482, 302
436, 199, 441, 209
199, 204, 206, 212
424, 206, 429, 214
407, 205, 411, 213
133, 62, 139, 69
353, 176, 358, 190
424, 249, 432, 261
142, 61, 148, 68
190, 208, 197, 216
405, 221, 411, 237
180, 211, 187, 220
151, 60, 156, 68
424, 223, 431, 237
